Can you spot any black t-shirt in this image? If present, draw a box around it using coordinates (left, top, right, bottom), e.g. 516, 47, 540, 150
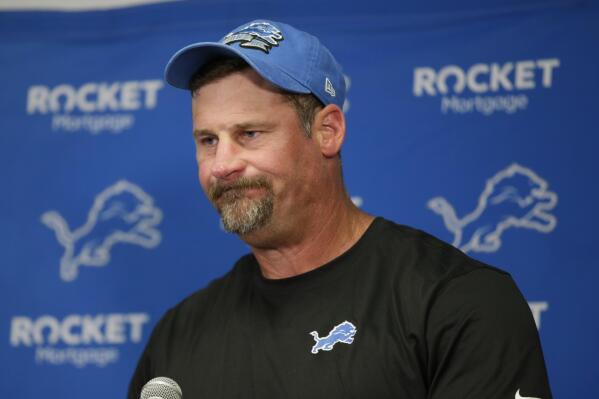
128, 218, 552, 399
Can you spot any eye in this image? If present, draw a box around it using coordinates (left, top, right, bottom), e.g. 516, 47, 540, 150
199, 135, 218, 146
242, 131, 259, 139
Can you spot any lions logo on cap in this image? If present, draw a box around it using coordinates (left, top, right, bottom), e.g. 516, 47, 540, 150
222, 22, 284, 54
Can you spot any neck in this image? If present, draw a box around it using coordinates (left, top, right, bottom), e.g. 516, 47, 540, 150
246, 195, 374, 280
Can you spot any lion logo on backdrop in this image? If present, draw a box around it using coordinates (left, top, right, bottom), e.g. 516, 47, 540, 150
222, 21, 284, 53
41, 180, 162, 282
427, 163, 557, 253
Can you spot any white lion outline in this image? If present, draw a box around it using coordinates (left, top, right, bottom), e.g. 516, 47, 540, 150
427, 163, 557, 253
41, 180, 162, 282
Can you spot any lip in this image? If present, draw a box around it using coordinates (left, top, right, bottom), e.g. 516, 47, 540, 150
216, 186, 265, 202
242, 187, 266, 197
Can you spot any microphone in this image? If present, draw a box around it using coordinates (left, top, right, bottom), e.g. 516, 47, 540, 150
140, 377, 182, 399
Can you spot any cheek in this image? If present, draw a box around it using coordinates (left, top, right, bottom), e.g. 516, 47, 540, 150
197, 159, 212, 193
251, 154, 293, 183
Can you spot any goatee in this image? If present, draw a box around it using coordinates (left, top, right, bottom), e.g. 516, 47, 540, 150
208, 176, 274, 235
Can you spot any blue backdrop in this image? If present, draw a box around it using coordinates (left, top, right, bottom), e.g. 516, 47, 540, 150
1, 0, 598, 397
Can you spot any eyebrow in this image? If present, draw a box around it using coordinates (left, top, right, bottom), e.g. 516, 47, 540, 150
193, 121, 277, 138
193, 129, 213, 139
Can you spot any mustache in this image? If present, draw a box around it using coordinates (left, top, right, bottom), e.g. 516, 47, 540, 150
208, 176, 272, 202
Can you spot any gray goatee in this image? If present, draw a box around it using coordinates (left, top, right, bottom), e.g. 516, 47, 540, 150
208, 176, 274, 235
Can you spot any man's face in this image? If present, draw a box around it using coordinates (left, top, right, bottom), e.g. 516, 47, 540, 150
191, 69, 322, 237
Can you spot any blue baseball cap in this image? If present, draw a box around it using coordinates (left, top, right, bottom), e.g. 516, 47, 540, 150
164, 19, 346, 109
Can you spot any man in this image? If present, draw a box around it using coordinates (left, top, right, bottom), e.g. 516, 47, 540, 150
129, 20, 552, 398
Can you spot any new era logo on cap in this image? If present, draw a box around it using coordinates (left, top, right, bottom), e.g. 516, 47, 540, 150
325, 78, 336, 97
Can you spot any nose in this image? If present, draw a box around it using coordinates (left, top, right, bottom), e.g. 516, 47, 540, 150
210, 139, 245, 181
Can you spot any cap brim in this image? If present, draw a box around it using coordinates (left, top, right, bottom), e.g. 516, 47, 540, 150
164, 42, 311, 95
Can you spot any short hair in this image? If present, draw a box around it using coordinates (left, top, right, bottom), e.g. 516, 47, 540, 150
189, 57, 323, 137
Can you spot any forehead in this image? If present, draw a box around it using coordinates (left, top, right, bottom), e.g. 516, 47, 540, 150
191, 69, 295, 124
193, 69, 286, 105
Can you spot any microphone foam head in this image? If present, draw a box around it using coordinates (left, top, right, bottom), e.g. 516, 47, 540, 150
140, 376, 182, 399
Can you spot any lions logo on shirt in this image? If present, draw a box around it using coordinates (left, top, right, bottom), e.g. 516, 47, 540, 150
222, 22, 284, 53
309, 321, 357, 354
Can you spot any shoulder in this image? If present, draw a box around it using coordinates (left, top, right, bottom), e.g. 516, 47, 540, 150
150, 254, 255, 340
128, 254, 256, 395
365, 218, 519, 330
368, 217, 509, 284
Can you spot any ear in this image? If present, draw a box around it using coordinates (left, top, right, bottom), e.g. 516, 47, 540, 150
313, 104, 346, 158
